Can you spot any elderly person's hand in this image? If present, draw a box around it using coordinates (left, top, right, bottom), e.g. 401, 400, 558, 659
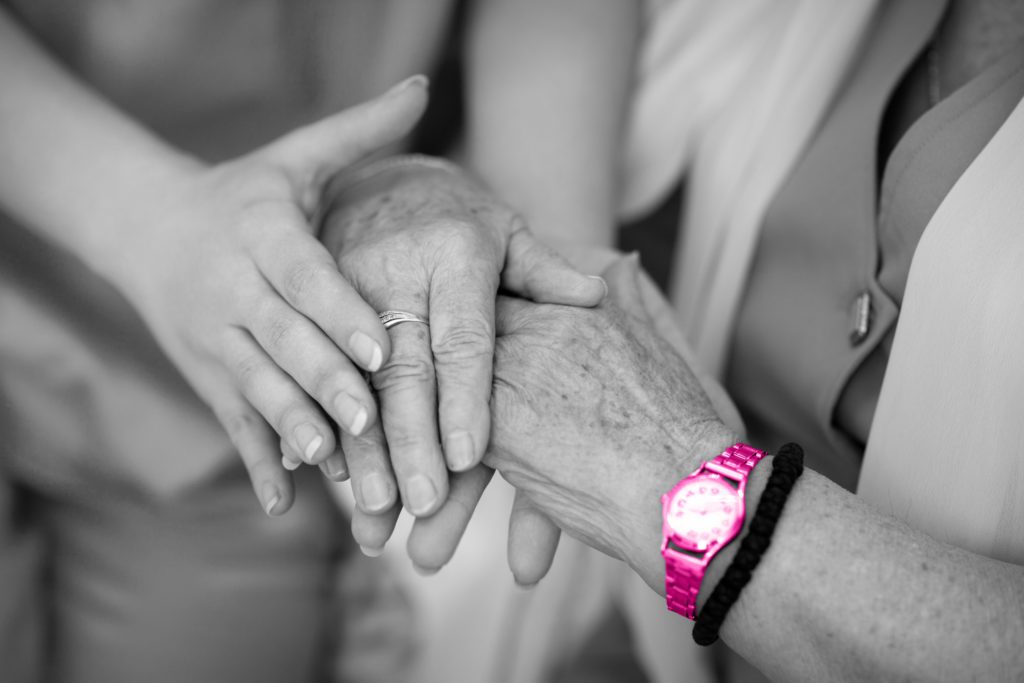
317, 159, 607, 533
354, 253, 742, 583
482, 255, 741, 588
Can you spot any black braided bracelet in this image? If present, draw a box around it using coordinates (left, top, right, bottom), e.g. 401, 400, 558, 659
692, 442, 805, 646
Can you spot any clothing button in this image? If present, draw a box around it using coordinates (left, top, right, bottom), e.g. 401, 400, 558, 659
850, 291, 872, 345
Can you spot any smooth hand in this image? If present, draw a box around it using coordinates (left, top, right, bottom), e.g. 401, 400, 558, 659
106, 78, 430, 515
485, 256, 739, 585
319, 163, 607, 562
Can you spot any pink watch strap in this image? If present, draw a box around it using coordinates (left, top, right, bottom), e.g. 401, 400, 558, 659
664, 554, 703, 620
664, 444, 766, 619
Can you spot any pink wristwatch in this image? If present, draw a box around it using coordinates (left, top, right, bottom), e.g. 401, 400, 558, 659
661, 443, 766, 620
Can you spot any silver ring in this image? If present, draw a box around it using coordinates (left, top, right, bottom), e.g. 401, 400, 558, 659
378, 310, 429, 329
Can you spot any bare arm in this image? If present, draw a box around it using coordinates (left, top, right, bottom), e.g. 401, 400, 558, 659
621, 433, 1024, 683
0, 8, 429, 508
485, 259, 1024, 682
464, 0, 640, 247
712, 465, 1024, 682
0, 7, 196, 274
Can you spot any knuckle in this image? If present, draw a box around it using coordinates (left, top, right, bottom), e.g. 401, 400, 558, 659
308, 367, 343, 400
427, 219, 491, 259
381, 428, 424, 452
432, 322, 494, 364
282, 259, 332, 302
272, 402, 311, 434
434, 218, 478, 241
230, 353, 267, 393
372, 353, 434, 393
259, 314, 297, 353
217, 407, 262, 445
311, 367, 362, 404
345, 427, 387, 453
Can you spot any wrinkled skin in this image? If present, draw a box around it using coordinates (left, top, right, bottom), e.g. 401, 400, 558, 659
485, 256, 738, 583
343, 252, 741, 586
318, 165, 606, 570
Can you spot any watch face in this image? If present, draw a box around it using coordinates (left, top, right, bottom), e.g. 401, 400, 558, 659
665, 474, 743, 551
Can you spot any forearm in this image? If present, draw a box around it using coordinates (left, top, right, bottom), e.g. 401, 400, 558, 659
464, 0, 640, 247
0, 8, 197, 278
632, 438, 1024, 682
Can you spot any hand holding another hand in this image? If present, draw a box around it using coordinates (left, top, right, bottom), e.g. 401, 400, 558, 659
318, 159, 607, 564
105, 77, 430, 515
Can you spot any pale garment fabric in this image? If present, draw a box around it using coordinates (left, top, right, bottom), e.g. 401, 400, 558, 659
458, 2, 884, 679
620, 0, 881, 378
859, 96, 1024, 563
589, 2, 878, 678
618, 0, 789, 219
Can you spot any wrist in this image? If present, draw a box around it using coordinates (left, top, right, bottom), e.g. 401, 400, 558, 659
628, 420, 744, 594
693, 451, 771, 612
80, 148, 203, 288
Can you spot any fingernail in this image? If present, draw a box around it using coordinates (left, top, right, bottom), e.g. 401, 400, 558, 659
405, 475, 438, 516
349, 331, 383, 372
360, 545, 385, 558
262, 482, 281, 516
335, 393, 369, 436
293, 423, 323, 464
445, 431, 476, 471
588, 275, 609, 299
320, 455, 349, 482
413, 563, 440, 577
282, 455, 302, 471
389, 74, 428, 94
360, 472, 392, 513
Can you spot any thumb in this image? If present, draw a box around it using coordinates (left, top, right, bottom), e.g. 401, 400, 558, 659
501, 228, 608, 307
261, 75, 429, 186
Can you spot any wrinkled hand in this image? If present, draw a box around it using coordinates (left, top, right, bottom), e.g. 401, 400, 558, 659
108, 77, 430, 515
318, 162, 607, 561
484, 255, 739, 586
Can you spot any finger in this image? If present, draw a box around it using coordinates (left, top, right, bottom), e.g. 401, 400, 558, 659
406, 466, 494, 573
372, 314, 448, 517
260, 75, 429, 189
220, 326, 338, 467
246, 289, 378, 447
502, 227, 607, 307
209, 389, 294, 516
343, 419, 398, 514
252, 218, 390, 374
281, 438, 303, 472
493, 294, 534, 337
429, 260, 498, 472
351, 504, 402, 557
507, 491, 561, 586
318, 450, 349, 482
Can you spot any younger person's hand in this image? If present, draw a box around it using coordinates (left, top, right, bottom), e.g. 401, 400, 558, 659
105, 77, 429, 515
